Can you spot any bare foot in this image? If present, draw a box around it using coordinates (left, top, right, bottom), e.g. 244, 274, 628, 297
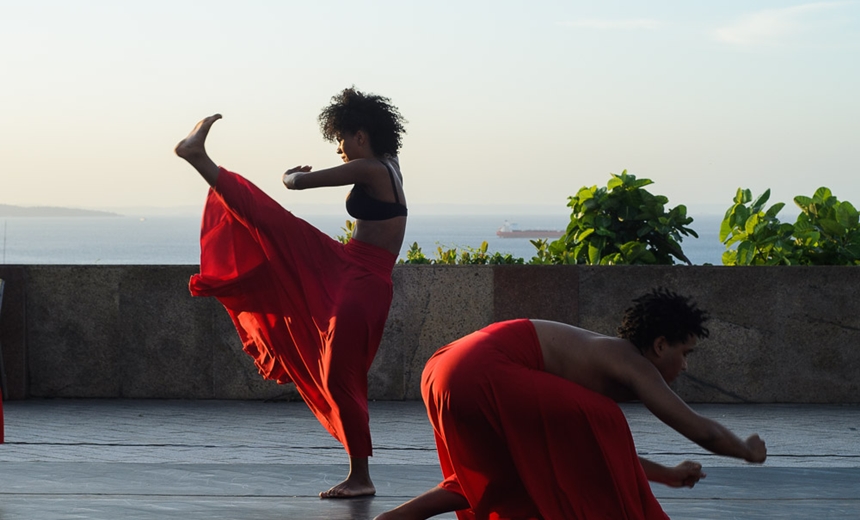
319, 476, 376, 499
175, 114, 222, 160
175, 114, 223, 185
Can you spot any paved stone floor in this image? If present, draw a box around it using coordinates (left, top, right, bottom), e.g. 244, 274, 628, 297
1, 399, 859, 519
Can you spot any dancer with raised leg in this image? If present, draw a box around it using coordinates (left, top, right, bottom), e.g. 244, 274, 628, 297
175, 87, 407, 498
376, 288, 767, 519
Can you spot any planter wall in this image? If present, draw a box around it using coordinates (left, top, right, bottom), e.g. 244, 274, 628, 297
0, 265, 857, 403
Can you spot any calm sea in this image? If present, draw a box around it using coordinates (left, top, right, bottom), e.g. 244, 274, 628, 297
0, 213, 727, 266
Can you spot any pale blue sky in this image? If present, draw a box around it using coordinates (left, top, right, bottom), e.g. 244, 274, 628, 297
1, 0, 858, 216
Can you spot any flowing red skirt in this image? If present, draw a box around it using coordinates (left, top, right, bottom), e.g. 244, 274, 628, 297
422, 319, 670, 520
189, 168, 396, 457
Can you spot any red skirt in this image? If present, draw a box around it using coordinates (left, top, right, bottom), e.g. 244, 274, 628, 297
189, 168, 396, 457
422, 319, 669, 520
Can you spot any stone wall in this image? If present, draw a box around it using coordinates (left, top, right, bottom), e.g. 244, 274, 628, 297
1, 264, 858, 403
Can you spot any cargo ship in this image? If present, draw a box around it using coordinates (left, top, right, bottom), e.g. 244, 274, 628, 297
496, 221, 564, 239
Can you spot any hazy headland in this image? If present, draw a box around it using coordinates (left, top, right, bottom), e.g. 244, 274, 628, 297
0, 204, 121, 217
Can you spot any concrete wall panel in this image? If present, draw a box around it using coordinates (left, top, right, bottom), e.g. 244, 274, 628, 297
26, 266, 123, 397
374, 267, 494, 400
492, 265, 579, 324
117, 266, 214, 398
5, 264, 859, 403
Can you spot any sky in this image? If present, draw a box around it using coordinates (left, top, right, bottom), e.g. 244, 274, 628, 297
2, 0, 859, 216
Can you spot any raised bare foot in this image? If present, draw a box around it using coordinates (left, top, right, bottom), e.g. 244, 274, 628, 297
319, 476, 376, 499
175, 114, 222, 161
175, 114, 223, 185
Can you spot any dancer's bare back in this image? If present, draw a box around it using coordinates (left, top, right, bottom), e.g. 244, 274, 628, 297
531, 319, 766, 463
533, 319, 644, 401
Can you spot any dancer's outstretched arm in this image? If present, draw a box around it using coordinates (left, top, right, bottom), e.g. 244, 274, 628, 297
639, 457, 706, 488
283, 158, 386, 191
175, 114, 223, 186
622, 356, 767, 463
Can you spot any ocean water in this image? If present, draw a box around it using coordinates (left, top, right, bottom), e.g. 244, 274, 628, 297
0, 213, 727, 266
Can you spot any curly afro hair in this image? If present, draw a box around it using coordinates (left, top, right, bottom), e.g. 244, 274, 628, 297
318, 87, 407, 157
617, 287, 710, 353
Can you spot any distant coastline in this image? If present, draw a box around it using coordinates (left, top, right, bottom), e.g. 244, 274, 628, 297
0, 204, 121, 217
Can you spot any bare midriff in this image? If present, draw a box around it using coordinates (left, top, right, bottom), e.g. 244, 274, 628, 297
352, 217, 407, 256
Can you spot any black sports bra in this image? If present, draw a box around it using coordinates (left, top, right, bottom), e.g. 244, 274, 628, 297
345, 159, 408, 221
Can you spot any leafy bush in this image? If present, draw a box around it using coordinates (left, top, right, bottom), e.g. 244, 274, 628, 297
793, 188, 860, 264
398, 241, 524, 265
720, 189, 796, 265
541, 170, 696, 265
335, 220, 355, 245
400, 242, 432, 264
720, 187, 860, 265
526, 238, 557, 265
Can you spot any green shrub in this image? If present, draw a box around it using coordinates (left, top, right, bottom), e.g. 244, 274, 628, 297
543, 170, 696, 265
335, 220, 355, 245
793, 188, 860, 265
720, 188, 796, 265
400, 242, 432, 264
398, 241, 524, 265
720, 187, 860, 265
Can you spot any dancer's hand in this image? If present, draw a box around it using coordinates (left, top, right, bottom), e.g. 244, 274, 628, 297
283, 165, 312, 189
745, 434, 767, 463
665, 460, 706, 488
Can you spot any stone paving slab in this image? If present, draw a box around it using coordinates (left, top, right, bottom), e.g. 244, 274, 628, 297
1, 399, 859, 519
2, 464, 859, 519
0, 496, 856, 520
3, 463, 859, 501
4, 400, 858, 467
0, 400, 433, 464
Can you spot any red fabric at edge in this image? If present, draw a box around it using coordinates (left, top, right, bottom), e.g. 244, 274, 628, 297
188, 168, 396, 457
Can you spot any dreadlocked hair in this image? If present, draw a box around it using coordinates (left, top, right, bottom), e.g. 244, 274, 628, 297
318, 87, 407, 157
617, 287, 710, 354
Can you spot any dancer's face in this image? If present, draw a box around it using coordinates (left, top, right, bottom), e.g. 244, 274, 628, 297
336, 132, 361, 163
651, 335, 696, 383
